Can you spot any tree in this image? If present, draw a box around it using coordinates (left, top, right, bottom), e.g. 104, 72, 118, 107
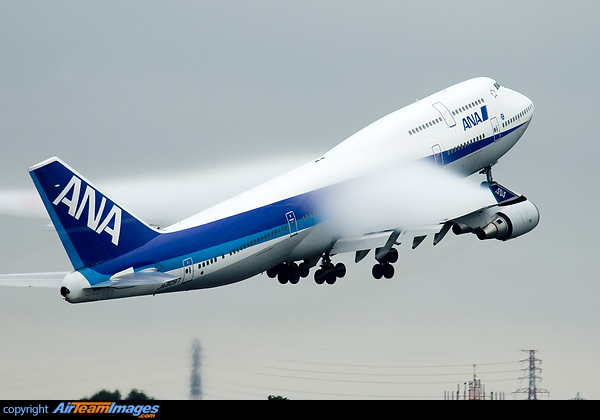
84, 389, 154, 400
125, 389, 154, 400
85, 389, 121, 401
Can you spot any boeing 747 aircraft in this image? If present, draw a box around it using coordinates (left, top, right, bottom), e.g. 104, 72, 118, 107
0, 77, 539, 303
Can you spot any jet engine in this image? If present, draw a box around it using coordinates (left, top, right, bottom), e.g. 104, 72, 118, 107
453, 199, 540, 241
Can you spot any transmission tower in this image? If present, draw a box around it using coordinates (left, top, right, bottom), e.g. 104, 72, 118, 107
190, 339, 202, 400
514, 350, 548, 400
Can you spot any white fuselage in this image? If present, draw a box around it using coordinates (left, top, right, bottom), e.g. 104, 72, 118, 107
62, 77, 534, 302
168, 78, 532, 231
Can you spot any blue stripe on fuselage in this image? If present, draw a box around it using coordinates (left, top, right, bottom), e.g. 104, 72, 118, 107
86, 189, 325, 283
426, 122, 526, 166
82, 122, 527, 285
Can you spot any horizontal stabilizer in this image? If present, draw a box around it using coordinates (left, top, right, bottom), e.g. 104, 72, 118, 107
0, 272, 68, 288
91, 270, 179, 289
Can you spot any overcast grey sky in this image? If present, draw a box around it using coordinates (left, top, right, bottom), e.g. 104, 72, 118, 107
1, 1, 599, 400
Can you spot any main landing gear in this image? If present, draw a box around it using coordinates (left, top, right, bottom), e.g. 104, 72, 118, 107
372, 247, 397, 280
267, 254, 346, 285
314, 254, 346, 285
266, 261, 310, 284
268, 247, 401, 285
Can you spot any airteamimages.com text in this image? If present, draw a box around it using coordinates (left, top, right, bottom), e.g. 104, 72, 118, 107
2, 401, 162, 418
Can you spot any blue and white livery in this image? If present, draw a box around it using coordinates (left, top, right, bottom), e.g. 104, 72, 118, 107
1, 77, 539, 303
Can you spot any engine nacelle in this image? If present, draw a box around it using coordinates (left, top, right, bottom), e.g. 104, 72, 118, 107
474, 200, 540, 241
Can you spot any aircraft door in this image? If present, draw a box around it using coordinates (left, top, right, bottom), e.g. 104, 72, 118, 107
285, 211, 299, 237
182, 257, 194, 283
432, 102, 456, 128
491, 117, 500, 142
432, 144, 444, 167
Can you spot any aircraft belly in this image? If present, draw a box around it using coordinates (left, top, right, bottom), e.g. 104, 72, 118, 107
446, 149, 491, 175
287, 224, 334, 262
447, 128, 522, 176
177, 228, 315, 290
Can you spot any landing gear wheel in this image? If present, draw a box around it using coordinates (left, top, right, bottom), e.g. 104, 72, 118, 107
383, 263, 395, 279
385, 248, 398, 264
325, 272, 337, 285
289, 267, 300, 284
335, 263, 346, 278
373, 263, 394, 279
376, 247, 398, 264
314, 269, 325, 285
314, 254, 345, 285
275, 262, 301, 285
372, 264, 383, 279
299, 262, 310, 278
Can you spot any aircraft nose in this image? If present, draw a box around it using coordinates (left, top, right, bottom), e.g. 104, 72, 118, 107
518, 91, 534, 119
524, 93, 534, 111
509, 88, 534, 126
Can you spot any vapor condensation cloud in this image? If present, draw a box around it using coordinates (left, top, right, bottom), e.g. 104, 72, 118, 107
0, 155, 313, 227
321, 161, 495, 239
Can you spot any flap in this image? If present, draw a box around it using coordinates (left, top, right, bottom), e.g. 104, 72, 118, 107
330, 230, 396, 255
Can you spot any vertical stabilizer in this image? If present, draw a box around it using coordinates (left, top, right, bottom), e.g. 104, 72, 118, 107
29, 157, 160, 270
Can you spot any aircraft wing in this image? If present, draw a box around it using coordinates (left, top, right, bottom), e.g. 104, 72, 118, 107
329, 224, 446, 263
0, 272, 69, 288
330, 229, 401, 262
330, 229, 397, 255
328, 181, 539, 262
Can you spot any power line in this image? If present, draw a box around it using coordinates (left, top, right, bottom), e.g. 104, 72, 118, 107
264, 365, 523, 378
269, 358, 522, 370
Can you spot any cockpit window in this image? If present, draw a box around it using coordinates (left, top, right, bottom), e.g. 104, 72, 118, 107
493, 82, 501, 90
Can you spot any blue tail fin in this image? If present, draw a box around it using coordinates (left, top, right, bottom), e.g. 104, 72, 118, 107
29, 157, 160, 270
